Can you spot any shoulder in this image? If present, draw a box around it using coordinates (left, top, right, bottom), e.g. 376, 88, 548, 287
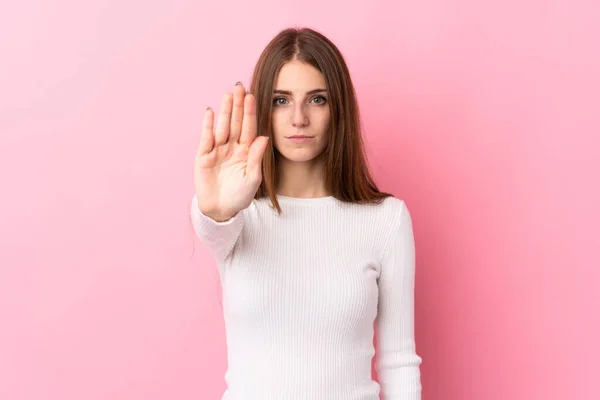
368, 195, 411, 229
366, 196, 414, 255
377, 195, 408, 213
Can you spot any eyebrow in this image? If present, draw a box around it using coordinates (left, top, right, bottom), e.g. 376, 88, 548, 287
273, 88, 327, 95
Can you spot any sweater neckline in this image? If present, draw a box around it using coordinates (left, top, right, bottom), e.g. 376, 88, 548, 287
275, 194, 337, 205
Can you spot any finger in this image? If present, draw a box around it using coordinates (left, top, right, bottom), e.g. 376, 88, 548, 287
239, 93, 257, 145
247, 136, 269, 180
214, 92, 233, 145
198, 107, 215, 155
229, 82, 245, 143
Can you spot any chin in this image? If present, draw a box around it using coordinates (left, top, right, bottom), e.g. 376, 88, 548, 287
277, 148, 325, 163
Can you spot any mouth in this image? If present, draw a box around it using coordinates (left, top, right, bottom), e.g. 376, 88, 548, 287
286, 135, 314, 143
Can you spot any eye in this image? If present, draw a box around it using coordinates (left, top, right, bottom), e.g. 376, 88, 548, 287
273, 97, 288, 106
310, 95, 327, 105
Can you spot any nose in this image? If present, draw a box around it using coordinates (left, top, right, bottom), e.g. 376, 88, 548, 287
291, 103, 309, 127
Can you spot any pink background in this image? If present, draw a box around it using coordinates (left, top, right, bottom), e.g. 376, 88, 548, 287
1, 1, 598, 399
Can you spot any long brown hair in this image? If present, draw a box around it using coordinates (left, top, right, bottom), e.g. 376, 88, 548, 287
249, 27, 392, 213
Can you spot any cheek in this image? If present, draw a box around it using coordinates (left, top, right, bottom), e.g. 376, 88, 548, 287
271, 111, 287, 151
313, 109, 330, 133
271, 110, 287, 135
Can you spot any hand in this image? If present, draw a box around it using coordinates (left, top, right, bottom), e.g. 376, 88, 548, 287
194, 83, 269, 221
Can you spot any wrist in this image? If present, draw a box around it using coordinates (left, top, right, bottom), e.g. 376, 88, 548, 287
200, 208, 236, 222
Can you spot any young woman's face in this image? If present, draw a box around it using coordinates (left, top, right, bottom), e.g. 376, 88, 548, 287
271, 60, 330, 163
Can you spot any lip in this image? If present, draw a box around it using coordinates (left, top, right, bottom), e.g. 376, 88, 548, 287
286, 135, 314, 143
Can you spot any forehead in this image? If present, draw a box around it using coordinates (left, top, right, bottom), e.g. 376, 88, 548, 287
274, 60, 326, 90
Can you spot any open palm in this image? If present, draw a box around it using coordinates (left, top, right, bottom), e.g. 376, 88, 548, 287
194, 83, 269, 220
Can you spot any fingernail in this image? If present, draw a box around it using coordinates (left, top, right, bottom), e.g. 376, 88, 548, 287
235, 81, 242, 86
206, 106, 212, 110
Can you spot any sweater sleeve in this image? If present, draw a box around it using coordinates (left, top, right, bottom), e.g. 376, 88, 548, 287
189, 194, 245, 263
375, 201, 422, 399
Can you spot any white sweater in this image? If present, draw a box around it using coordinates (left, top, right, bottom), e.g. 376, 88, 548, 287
191, 194, 422, 400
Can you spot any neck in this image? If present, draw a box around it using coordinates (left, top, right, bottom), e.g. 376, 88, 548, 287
276, 156, 330, 198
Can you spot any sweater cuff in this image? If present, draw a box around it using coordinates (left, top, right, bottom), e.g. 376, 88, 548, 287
190, 195, 243, 243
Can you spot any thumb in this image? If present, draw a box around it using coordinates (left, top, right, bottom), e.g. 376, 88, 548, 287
247, 136, 269, 180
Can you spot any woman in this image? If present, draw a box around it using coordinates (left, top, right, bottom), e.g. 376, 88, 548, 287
191, 27, 422, 400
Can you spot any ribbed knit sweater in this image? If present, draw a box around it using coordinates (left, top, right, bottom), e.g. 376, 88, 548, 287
190, 193, 422, 400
